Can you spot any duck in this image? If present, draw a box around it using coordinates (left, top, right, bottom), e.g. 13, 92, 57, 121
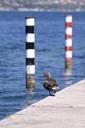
42, 72, 59, 96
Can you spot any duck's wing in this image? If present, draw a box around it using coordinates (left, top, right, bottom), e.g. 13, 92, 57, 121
43, 79, 54, 90
43, 79, 59, 91
43, 79, 55, 90
48, 79, 57, 87
51, 79, 59, 87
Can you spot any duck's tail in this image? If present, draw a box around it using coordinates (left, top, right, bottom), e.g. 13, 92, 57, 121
49, 85, 59, 96
49, 90, 56, 96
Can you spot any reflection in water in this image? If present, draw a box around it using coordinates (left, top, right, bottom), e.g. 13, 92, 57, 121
64, 69, 73, 86
23, 88, 36, 107
27, 88, 35, 97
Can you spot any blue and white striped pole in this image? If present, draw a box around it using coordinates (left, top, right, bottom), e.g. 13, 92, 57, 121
25, 17, 35, 88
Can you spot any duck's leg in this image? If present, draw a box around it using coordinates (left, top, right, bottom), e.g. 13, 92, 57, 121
49, 90, 56, 96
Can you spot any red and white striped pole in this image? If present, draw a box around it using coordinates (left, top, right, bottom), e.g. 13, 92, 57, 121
65, 15, 72, 69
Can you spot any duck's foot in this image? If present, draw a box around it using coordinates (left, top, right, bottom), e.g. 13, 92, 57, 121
49, 91, 56, 96
50, 94, 55, 96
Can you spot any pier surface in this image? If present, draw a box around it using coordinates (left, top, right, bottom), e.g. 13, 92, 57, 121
0, 79, 85, 128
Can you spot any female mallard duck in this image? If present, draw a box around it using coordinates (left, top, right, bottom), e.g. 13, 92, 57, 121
43, 72, 59, 96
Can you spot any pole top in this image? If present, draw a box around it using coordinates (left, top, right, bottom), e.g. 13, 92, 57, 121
25, 17, 35, 26
66, 15, 72, 22
25, 16, 35, 19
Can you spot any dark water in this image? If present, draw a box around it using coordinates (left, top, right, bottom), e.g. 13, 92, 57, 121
0, 11, 85, 120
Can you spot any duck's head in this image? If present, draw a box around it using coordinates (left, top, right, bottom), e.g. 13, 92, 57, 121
43, 72, 52, 79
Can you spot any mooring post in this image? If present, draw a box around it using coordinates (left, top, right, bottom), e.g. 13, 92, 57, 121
25, 17, 35, 88
65, 15, 72, 69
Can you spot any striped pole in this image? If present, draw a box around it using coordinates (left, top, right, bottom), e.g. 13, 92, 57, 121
25, 17, 35, 88
65, 15, 72, 69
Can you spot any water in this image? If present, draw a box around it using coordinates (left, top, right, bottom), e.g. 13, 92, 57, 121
0, 11, 85, 120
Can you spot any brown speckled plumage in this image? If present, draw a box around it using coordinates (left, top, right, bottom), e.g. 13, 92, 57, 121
43, 72, 59, 96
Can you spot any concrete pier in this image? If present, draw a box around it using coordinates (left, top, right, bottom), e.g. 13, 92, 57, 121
0, 79, 85, 128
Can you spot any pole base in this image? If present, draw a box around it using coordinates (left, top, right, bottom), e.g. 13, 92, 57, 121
65, 61, 72, 70
26, 75, 35, 89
